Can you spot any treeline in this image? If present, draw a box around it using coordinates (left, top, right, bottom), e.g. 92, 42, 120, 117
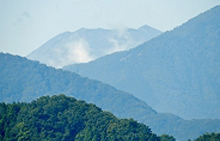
0, 95, 161, 141
0, 94, 219, 141
1, 53, 220, 140
193, 132, 220, 141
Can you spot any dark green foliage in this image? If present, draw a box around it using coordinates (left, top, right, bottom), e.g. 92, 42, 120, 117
194, 132, 220, 141
159, 134, 176, 141
1, 53, 220, 141
61, 6, 220, 140
0, 95, 160, 141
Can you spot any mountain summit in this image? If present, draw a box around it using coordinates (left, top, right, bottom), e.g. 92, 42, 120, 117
64, 6, 220, 119
27, 25, 161, 68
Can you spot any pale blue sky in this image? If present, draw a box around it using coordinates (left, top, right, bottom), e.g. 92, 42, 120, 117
0, 0, 220, 56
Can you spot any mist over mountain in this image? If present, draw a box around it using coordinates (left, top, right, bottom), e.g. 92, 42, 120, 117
64, 6, 220, 119
27, 25, 161, 68
1, 52, 220, 141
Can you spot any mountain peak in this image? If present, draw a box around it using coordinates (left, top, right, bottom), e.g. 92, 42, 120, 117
138, 24, 161, 33
64, 6, 220, 120
138, 24, 153, 30
27, 26, 161, 68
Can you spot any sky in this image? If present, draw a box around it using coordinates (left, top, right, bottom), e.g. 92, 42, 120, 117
0, 0, 220, 56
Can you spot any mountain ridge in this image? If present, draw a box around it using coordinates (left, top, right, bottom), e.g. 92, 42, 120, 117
1, 52, 220, 141
27, 25, 162, 68
64, 5, 220, 119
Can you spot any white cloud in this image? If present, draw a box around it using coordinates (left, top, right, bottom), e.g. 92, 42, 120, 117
1, 0, 219, 56
107, 28, 137, 54
66, 38, 94, 64
45, 38, 94, 68
108, 38, 128, 54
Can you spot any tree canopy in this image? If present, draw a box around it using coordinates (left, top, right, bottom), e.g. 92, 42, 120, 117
0, 94, 160, 141
194, 132, 220, 141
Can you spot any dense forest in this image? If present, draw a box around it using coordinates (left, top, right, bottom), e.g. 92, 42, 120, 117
0, 95, 219, 141
0, 95, 161, 141
1, 52, 220, 141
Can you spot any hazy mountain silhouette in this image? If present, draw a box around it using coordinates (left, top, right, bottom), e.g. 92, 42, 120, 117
64, 6, 220, 119
27, 25, 161, 68
1, 52, 220, 141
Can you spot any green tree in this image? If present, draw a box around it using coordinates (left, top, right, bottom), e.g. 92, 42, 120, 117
194, 132, 220, 141
0, 95, 164, 141
159, 134, 176, 141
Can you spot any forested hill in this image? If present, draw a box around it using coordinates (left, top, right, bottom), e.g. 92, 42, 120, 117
0, 94, 160, 141
1, 53, 220, 141
63, 5, 220, 119
0, 94, 219, 141
0, 52, 156, 118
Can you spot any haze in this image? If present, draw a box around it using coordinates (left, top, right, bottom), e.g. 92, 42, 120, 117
0, 0, 220, 56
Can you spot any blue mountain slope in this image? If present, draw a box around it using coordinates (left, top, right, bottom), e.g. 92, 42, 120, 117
64, 6, 220, 119
1, 52, 220, 140
0, 53, 156, 118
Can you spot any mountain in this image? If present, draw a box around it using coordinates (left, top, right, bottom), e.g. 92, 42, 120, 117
0, 94, 160, 141
1, 53, 220, 141
0, 53, 156, 118
64, 6, 220, 120
26, 25, 161, 68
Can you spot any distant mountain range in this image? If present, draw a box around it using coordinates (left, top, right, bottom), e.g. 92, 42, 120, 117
1, 52, 220, 141
64, 6, 220, 119
27, 25, 161, 68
